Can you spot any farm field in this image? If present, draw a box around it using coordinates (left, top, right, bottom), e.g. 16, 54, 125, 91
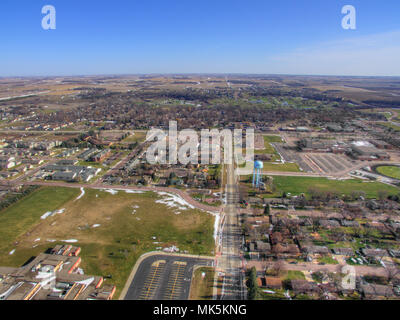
0, 187, 215, 299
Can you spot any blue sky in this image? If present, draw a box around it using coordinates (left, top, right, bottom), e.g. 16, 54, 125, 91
0, 0, 399, 76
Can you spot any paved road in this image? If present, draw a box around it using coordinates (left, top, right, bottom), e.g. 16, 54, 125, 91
124, 254, 212, 300
217, 162, 246, 300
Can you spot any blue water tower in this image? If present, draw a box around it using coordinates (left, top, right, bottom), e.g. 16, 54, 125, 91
252, 161, 263, 188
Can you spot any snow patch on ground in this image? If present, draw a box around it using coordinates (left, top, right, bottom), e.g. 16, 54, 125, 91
104, 189, 118, 195
213, 214, 220, 241
155, 191, 219, 240
75, 187, 85, 201
155, 192, 195, 211
125, 190, 145, 194
131, 204, 139, 215
163, 245, 179, 253
41, 208, 65, 220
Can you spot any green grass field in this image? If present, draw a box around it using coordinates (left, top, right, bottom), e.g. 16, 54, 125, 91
273, 176, 399, 198
262, 162, 301, 173
0, 187, 215, 299
263, 135, 283, 143
121, 131, 147, 143
255, 135, 282, 155
378, 122, 400, 132
317, 256, 339, 265
284, 270, 306, 281
189, 267, 215, 300
241, 175, 399, 199
376, 165, 400, 180
0, 187, 79, 261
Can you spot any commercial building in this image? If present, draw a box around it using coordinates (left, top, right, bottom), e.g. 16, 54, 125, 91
350, 141, 390, 161
0, 247, 116, 300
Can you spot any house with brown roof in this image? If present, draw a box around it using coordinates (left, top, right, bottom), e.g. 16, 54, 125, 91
272, 244, 300, 256
257, 276, 283, 289
265, 277, 283, 289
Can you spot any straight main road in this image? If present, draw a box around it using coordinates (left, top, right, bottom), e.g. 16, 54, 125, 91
217, 161, 246, 300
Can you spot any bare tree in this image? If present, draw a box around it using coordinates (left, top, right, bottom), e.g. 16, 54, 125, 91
384, 265, 400, 283
272, 259, 285, 276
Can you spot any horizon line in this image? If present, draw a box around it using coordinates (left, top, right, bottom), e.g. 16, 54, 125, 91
1, 72, 400, 79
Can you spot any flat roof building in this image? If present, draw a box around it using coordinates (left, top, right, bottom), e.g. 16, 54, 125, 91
0, 248, 116, 300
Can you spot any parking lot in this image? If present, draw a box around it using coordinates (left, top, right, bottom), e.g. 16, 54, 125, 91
272, 143, 359, 175
163, 261, 187, 300
273, 143, 313, 172
124, 254, 213, 300
304, 153, 357, 175
138, 259, 167, 300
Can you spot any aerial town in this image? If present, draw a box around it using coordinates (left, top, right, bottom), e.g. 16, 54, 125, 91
0, 74, 399, 300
